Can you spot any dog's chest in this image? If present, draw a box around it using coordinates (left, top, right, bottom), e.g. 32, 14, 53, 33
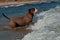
23, 15, 33, 23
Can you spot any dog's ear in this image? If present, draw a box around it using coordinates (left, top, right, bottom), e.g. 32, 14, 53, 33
28, 8, 35, 13
28, 8, 38, 14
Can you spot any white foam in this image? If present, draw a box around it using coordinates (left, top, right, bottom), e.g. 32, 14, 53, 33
22, 5, 60, 40
16, 4, 24, 6
10, 5, 14, 7
4, 6, 9, 8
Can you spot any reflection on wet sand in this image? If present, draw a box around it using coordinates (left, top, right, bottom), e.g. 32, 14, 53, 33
9, 28, 33, 33
0, 27, 33, 33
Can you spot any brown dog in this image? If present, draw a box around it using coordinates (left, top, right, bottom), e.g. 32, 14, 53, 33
2, 8, 38, 29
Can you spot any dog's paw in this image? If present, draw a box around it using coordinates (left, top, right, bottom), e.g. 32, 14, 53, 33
31, 22, 34, 25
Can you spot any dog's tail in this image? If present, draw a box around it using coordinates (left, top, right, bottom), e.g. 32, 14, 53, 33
2, 13, 10, 20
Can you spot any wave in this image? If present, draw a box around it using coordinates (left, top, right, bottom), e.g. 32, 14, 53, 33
22, 5, 60, 40
0, 4, 24, 8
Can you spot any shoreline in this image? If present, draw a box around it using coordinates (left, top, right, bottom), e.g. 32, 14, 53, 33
0, 1, 40, 6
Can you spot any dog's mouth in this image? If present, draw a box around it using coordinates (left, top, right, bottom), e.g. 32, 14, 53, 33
33, 8, 38, 16
34, 8, 38, 14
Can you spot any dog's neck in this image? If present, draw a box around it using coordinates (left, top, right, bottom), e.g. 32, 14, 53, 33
29, 13, 34, 18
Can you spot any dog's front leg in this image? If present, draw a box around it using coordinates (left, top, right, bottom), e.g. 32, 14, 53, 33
30, 21, 34, 25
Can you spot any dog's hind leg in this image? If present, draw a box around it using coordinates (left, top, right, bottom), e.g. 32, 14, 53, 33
9, 20, 16, 29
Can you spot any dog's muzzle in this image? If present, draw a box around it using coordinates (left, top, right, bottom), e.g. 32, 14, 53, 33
34, 8, 38, 13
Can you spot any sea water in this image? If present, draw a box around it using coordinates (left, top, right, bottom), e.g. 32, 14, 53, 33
0, 1, 60, 40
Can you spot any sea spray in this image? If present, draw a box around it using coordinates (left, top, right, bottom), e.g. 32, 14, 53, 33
22, 5, 60, 40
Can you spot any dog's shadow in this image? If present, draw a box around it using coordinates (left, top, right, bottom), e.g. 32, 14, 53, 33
9, 28, 33, 33
1, 26, 33, 32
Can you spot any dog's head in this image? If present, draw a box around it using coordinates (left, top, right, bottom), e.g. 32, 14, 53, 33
28, 8, 38, 15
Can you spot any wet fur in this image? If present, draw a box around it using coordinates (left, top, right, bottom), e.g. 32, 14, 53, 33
2, 8, 38, 28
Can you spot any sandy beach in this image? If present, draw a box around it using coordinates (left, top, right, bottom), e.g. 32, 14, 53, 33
0, 1, 40, 6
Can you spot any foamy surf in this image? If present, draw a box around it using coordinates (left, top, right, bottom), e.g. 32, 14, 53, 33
4, 6, 9, 8
16, 4, 24, 6
22, 5, 60, 40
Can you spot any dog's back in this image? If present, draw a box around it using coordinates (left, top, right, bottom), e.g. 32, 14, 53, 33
12, 13, 33, 26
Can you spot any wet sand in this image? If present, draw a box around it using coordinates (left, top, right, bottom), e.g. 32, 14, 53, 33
0, 1, 40, 6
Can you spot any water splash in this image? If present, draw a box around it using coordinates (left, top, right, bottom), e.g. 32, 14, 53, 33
22, 5, 60, 40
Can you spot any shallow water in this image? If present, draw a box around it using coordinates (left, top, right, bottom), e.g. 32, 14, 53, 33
0, 1, 60, 40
